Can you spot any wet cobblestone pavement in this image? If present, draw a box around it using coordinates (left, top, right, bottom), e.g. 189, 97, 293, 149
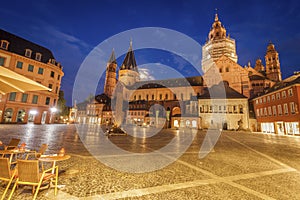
0, 124, 300, 199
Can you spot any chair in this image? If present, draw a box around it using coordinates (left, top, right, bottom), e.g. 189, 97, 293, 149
0, 158, 17, 200
25, 144, 48, 160
4, 138, 20, 150
8, 160, 58, 200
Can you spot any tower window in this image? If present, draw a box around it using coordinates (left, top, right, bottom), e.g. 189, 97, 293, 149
226, 67, 229, 72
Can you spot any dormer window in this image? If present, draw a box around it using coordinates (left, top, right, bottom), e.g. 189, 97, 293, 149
35, 53, 42, 61
25, 49, 32, 57
1, 40, 9, 50
51, 59, 56, 65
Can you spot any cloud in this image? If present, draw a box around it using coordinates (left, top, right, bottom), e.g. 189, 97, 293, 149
138, 67, 155, 81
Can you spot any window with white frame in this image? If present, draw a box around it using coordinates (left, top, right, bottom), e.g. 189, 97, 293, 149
276, 93, 280, 100
284, 103, 288, 115
278, 105, 282, 115
256, 109, 260, 117
35, 53, 42, 61
271, 95, 275, 101
263, 97, 266, 103
267, 96, 270, 102
282, 91, 286, 98
0, 40, 9, 50
288, 89, 293, 97
25, 49, 32, 57
260, 108, 263, 116
268, 107, 272, 116
264, 108, 267, 116
272, 106, 276, 116
290, 102, 295, 114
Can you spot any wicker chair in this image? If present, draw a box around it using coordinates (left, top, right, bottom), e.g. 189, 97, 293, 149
8, 160, 58, 200
0, 158, 17, 200
25, 144, 48, 160
3, 138, 20, 150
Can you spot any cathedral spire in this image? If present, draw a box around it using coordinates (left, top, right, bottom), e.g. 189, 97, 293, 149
215, 8, 219, 21
108, 48, 116, 64
121, 40, 138, 72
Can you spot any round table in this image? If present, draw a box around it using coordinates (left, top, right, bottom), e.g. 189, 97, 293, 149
39, 154, 71, 188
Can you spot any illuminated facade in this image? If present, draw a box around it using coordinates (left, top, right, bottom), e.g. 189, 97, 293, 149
74, 13, 286, 132
0, 29, 64, 124
253, 72, 300, 135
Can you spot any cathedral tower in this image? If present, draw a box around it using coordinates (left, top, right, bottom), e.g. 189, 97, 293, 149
202, 12, 238, 73
104, 49, 117, 98
265, 42, 282, 82
254, 58, 265, 72
118, 41, 140, 86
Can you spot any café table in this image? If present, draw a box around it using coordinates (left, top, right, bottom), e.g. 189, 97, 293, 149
39, 154, 71, 188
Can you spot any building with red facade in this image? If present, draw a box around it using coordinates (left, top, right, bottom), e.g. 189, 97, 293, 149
252, 72, 300, 135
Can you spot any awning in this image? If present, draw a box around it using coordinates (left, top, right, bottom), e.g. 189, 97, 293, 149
0, 66, 51, 94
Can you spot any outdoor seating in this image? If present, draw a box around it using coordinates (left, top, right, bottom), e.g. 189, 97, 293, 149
8, 159, 58, 200
0, 158, 17, 200
2, 138, 20, 150
25, 144, 48, 160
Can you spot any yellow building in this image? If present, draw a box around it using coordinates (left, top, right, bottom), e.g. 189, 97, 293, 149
0, 29, 64, 124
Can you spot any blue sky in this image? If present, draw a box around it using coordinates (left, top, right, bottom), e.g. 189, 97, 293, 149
1, 0, 300, 105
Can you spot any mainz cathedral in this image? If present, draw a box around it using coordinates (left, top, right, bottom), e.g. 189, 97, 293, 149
73, 13, 282, 131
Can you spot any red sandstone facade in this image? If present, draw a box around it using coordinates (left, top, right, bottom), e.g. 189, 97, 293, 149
252, 74, 300, 135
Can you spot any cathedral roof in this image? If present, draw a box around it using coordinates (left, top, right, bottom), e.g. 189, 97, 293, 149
198, 81, 247, 99
127, 76, 203, 89
263, 73, 300, 95
120, 41, 138, 72
95, 93, 111, 104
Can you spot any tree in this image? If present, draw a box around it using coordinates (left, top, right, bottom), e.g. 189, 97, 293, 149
57, 90, 69, 117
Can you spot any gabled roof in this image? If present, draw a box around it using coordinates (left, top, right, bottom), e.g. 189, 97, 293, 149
198, 81, 247, 99
0, 29, 56, 64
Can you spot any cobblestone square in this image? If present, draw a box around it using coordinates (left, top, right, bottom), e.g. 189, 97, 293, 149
1, 124, 300, 199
